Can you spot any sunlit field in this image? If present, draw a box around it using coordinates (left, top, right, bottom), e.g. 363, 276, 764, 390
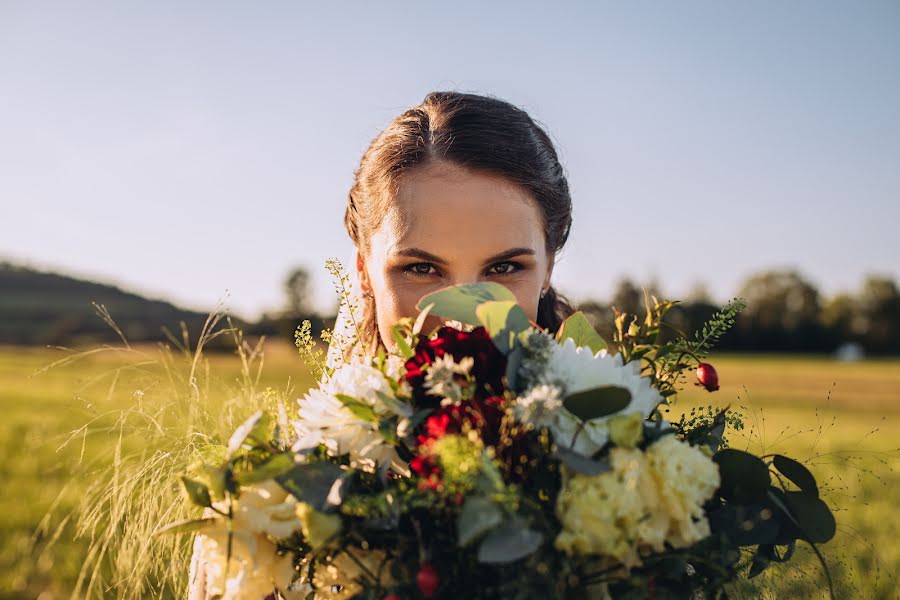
1, 344, 898, 599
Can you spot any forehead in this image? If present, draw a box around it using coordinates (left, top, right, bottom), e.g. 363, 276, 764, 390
380, 161, 546, 255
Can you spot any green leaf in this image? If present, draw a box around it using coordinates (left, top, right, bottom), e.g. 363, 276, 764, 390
416, 282, 516, 326
748, 545, 771, 578
556, 311, 607, 353
227, 411, 272, 458
562, 385, 632, 422
153, 517, 220, 537
773, 455, 818, 497
504, 344, 525, 393
275, 462, 344, 510
181, 476, 212, 508
375, 391, 413, 418
553, 446, 612, 475
234, 453, 296, 486
457, 496, 503, 547
781, 491, 836, 544
335, 394, 377, 422
477, 518, 544, 564
378, 417, 399, 445
397, 408, 433, 439
714, 449, 771, 504
391, 326, 414, 360
413, 302, 435, 336
475, 300, 531, 354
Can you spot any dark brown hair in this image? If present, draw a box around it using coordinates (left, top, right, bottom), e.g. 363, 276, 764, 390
345, 91, 575, 355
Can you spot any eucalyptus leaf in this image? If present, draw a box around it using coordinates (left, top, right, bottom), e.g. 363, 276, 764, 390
154, 517, 220, 537
556, 311, 607, 353
416, 282, 516, 326
475, 300, 531, 354
748, 545, 771, 578
227, 410, 271, 458
375, 390, 413, 418
713, 449, 771, 504
780, 491, 836, 543
553, 446, 612, 475
457, 496, 503, 547
397, 409, 432, 439
477, 518, 544, 564
234, 453, 296, 485
181, 476, 212, 508
275, 462, 345, 510
504, 344, 524, 393
335, 394, 377, 422
562, 385, 632, 422
773, 455, 818, 497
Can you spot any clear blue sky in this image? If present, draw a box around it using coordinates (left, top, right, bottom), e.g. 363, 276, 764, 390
2, 1, 898, 319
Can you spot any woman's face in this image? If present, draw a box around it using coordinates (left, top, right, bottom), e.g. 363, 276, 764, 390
356, 161, 554, 350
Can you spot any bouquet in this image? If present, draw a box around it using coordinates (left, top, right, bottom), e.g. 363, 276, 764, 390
167, 281, 836, 599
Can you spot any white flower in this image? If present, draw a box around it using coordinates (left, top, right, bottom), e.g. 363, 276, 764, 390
514, 383, 563, 427
231, 480, 303, 539
193, 480, 303, 600
194, 526, 295, 600
424, 353, 474, 406
532, 338, 663, 455
293, 364, 411, 476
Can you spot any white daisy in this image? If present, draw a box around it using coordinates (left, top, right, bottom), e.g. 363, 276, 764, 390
293, 363, 411, 476
530, 338, 663, 455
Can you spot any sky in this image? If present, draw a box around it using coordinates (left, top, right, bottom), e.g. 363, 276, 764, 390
2, 1, 898, 320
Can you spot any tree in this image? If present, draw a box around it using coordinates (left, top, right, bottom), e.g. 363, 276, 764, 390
283, 267, 312, 318
734, 269, 823, 350
856, 275, 900, 354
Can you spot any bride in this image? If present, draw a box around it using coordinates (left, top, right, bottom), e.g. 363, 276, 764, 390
188, 90, 577, 599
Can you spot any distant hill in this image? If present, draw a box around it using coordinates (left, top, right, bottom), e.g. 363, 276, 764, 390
0, 262, 223, 346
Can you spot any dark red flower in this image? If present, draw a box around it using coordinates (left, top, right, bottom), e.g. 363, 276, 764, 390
403, 325, 507, 407
695, 362, 720, 392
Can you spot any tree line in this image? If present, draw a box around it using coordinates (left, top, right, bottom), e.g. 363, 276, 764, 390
575, 270, 900, 355
2, 262, 897, 354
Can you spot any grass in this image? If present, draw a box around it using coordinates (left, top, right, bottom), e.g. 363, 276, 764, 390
1, 343, 898, 598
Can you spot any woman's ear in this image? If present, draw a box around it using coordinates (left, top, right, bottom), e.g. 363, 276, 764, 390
355, 249, 373, 297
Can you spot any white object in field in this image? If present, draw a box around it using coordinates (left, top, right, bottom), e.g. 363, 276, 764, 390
835, 342, 864, 362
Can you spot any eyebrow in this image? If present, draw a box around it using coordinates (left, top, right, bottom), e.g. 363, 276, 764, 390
394, 246, 536, 265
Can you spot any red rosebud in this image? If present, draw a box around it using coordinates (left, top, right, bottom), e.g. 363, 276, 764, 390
696, 362, 719, 392
416, 563, 440, 598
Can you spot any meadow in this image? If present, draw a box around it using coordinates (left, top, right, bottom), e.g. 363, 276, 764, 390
1, 338, 898, 599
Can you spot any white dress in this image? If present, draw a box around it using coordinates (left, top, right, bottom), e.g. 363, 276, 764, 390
187, 288, 367, 599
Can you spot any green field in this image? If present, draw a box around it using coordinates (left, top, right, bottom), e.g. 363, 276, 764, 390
1, 343, 899, 599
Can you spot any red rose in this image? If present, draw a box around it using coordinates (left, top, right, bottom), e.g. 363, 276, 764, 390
403, 326, 507, 407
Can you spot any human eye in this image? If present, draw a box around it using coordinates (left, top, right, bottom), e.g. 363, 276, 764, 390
403, 262, 439, 277
486, 261, 524, 276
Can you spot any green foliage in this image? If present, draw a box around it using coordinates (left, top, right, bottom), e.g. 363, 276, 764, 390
416, 282, 517, 327
561, 385, 632, 422
555, 310, 607, 353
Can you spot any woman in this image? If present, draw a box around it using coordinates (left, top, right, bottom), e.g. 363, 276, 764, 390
189, 90, 577, 598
